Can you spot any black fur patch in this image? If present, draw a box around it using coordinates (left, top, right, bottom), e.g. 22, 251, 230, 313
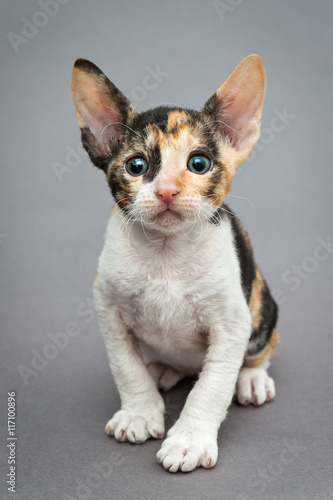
81, 127, 115, 172
205, 168, 223, 198
109, 180, 128, 210
228, 208, 256, 303
214, 205, 278, 356
131, 106, 181, 133
195, 123, 220, 160
143, 143, 162, 183
201, 93, 218, 116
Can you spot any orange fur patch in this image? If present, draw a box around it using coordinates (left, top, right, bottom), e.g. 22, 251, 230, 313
249, 268, 265, 330
167, 110, 188, 131
160, 123, 225, 200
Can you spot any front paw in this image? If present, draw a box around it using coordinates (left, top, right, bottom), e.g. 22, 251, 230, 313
105, 409, 165, 444
157, 431, 218, 472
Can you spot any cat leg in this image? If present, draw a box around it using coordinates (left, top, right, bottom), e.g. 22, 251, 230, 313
147, 362, 186, 391
157, 303, 252, 472
94, 287, 165, 444
237, 328, 280, 406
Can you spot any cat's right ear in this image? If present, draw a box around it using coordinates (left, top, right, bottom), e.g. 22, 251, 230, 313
71, 59, 135, 171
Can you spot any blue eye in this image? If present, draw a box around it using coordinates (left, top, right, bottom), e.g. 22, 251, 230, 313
187, 154, 211, 174
125, 157, 149, 176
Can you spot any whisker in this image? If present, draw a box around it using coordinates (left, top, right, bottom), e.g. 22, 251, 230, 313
195, 119, 244, 138
227, 194, 256, 210
99, 121, 142, 141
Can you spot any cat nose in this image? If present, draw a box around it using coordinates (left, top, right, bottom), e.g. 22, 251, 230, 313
155, 185, 180, 205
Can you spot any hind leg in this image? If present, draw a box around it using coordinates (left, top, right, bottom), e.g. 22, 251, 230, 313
236, 360, 275, 406
236, 328, 280, 406
147, 362, 186, 391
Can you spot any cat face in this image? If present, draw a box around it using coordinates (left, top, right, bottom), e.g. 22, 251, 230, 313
106, 106, 233, 233
71, 56, 266, 234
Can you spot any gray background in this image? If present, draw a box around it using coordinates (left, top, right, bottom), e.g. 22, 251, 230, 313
1, 0, 332, 499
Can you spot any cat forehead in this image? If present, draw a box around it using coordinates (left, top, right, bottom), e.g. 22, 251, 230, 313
125, 106, 216, 154
130, 106, 198, 133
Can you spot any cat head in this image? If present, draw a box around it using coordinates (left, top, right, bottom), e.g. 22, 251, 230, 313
71, 55, 266, 234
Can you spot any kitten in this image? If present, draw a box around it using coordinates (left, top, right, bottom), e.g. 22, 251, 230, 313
71, 54, 279, 473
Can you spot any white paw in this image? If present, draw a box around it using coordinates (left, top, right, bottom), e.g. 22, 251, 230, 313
236, 363, 276, 406
147, 362, 184, 391
105, 409, 165, 443
157, 431, 218, 472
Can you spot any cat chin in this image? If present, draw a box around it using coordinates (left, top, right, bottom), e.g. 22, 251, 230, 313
144, 216, 207, 236
157, 209, 183, 223
141, 212, 187, 235
149, 219, 185, 235
137, 205, 206, 235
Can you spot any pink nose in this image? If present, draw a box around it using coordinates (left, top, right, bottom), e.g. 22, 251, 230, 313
155, 186, 180, 205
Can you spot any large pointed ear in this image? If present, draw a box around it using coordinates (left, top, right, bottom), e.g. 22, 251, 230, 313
71, 59, 135, 171
202, 54, 266, 163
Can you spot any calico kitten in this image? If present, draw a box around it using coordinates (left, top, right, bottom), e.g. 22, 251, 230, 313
71, 54, 279, 473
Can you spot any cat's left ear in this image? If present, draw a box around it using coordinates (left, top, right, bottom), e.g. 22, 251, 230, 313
202, 54, 266, 163
71, 59, 135, 171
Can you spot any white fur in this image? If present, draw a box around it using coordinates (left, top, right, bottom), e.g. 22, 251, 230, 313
94, 181, 256, 471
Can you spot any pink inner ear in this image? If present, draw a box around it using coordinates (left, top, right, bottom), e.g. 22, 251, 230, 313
213, 55, 266, 152
222, 94, 262, 151
81, 99, 124, 155
72, 69, 126, 155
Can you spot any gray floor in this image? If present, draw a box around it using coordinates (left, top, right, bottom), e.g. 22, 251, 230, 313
1, 1, 333, 499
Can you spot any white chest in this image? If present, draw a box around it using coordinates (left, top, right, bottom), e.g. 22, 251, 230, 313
97, 215, 244, 370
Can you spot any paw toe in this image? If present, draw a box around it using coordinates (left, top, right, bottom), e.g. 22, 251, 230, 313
252, 376, 266, 406
179, 449, 200, 472
201, 452, 217, 469
105, 419, 116, 436
147, 415, 165, 439
127, 417, 148, 443
265, 376, 276, 401
236, 377, 252, 405
114, 426, 128, 441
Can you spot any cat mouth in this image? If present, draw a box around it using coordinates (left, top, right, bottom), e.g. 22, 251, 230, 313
156, 207, 183, 221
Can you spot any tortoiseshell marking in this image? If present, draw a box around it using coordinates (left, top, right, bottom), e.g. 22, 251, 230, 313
101, 106, 233, 212
225, 211, 279, 364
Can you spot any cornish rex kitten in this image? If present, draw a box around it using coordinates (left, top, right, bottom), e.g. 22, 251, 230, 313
71, 54, 279, 472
